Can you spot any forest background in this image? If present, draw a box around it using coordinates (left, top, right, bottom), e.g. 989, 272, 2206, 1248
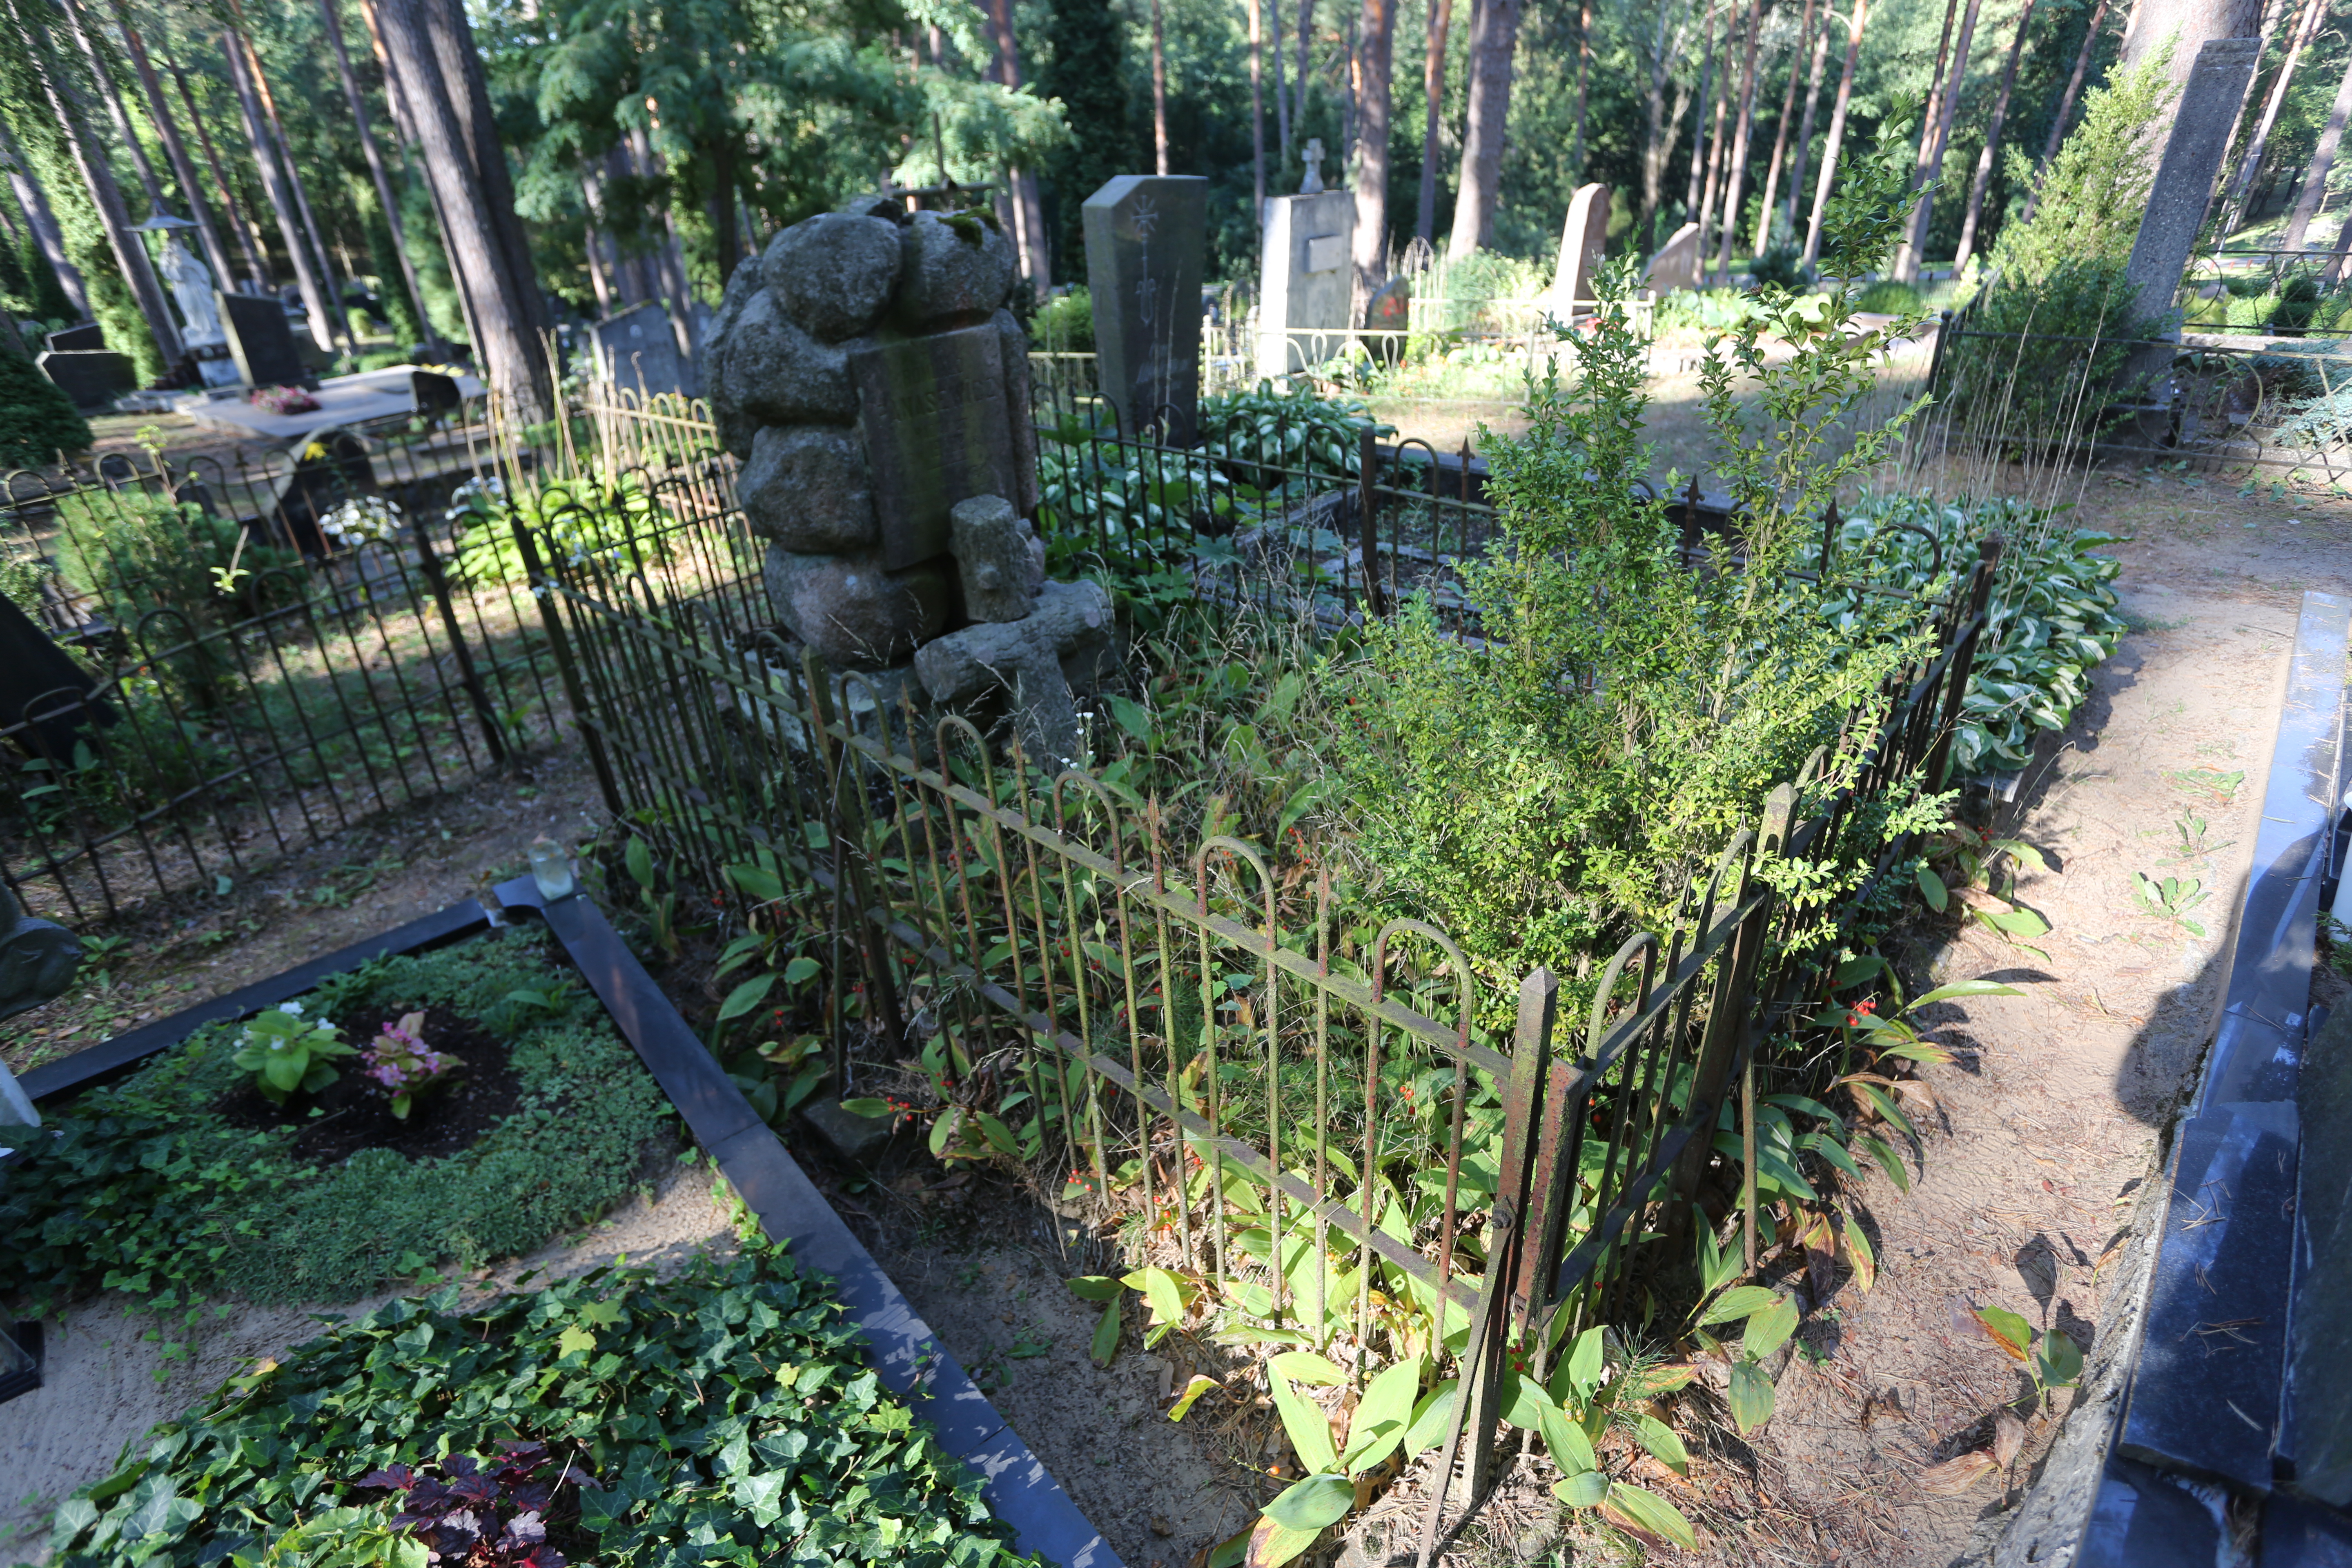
2, 0, 2349, 398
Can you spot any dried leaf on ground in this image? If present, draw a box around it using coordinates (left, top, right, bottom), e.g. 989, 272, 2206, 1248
1993, 1411, 2027, 1468
1918, 1450, 2000, 1495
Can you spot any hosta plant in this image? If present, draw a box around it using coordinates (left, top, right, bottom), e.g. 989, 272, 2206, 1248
232, 1002, 358, 1104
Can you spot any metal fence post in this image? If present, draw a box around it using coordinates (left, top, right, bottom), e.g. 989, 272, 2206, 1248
802, 653, 907, 1051
508, 513, 624, 817
1357, 426, 1387, 619
408, 511, 510, 767
1416, 967, 1555, 1566
1924, 536, 2003, 791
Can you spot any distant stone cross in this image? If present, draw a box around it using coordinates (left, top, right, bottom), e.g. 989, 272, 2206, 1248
1301, 138, 1325, 195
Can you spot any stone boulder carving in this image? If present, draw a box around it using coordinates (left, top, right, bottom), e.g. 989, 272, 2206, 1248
708, 196, 1046, 675
948, 494, 1044, 623
914, 579, 1114, 765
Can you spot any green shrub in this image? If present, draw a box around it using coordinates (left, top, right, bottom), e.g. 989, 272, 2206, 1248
450, 470, 673, 586
1940, 55, 2176, 439
1853, 279, 1921, 315
0, 346, 93, 469
1031, 285, 1094, 353
0, 929, 675, 1321
1340, 132, 1945, 1016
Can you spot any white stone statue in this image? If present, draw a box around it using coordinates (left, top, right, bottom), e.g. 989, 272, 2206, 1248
1301, 138, 1325, 195
160, 235, 224, 347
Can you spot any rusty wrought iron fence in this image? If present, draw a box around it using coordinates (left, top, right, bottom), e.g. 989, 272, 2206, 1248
0, 390, 756, 925
517, 394, 2001, 1519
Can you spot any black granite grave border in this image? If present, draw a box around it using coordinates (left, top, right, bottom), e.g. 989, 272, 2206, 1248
491, 874, 1118, 1568
20, 898, 492, 1104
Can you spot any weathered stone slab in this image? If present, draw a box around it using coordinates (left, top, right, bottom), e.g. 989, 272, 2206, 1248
851, 324, 1017, 570
220, 292, 307, 387
1256, 190, 1355, 379
1082, 174, 1208, 444
764, 544, 951, 669
45, 322, 104, 353
36, 350, 136, 410
1551, 183, 1611, 312
1644, 222, 1701, 293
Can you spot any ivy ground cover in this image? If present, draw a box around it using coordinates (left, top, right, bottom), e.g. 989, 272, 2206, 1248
2, 928, 675, 1321
39, 1247, 1041, 1568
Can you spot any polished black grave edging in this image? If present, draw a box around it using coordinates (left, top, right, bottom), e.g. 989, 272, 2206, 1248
20, 898, 492, 1105
492, 875, 1118, 1568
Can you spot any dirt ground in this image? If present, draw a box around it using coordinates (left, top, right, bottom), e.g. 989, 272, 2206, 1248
0, 1160, 735, 1566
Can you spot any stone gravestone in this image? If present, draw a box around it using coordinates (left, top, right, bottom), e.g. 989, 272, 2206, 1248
45, 322, 104, 353
36, 350, 136, 410
1549, 183, 1612, 316
708, 195, 1114, 760
1082, 174, 1209, 444
1644, 222, 1701, 293
589, 300, 698, 399
1257, 143, 1354, 379
220, 292, 309, 388
851, 326, 1020, 569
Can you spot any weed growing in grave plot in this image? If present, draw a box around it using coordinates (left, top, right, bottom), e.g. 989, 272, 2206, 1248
39, 1245, 1040, 1568
0, 930, 673, 1336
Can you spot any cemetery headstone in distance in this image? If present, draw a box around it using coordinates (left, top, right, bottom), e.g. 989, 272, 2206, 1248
1258, 142, 1355, 379
220, 292, 312, 389
1082, 174, 1209, 445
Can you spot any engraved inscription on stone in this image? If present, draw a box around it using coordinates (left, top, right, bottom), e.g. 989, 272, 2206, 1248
851, 325, 1017, 571
1305, 234, 1348, 274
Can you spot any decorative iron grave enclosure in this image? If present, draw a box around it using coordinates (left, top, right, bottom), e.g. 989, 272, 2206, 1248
517, 393, 2002, 1516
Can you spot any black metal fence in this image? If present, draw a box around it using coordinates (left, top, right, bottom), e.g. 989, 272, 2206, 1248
0, 401, 569, 924
516, 389, 1999, 1527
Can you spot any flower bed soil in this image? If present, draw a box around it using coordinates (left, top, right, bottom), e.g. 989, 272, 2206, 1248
214, 1004, 519, 1165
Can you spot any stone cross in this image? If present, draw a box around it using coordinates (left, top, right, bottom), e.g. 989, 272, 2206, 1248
1301, 138, 1326, 195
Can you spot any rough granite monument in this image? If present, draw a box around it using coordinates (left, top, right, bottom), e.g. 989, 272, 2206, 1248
1082, 174, 1209, 443
704, 195, 1107, 763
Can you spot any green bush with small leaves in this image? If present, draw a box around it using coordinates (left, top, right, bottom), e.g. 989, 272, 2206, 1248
0, 346, 94, 470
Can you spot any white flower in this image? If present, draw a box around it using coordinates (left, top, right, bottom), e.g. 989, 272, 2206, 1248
278, 1000, 303, 1017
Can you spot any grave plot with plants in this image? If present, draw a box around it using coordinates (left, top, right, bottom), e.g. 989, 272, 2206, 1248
0, 927, 676, 1329
37, 1243, 1044, 1568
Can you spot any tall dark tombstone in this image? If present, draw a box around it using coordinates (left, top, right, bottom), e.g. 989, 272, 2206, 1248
219, 292, 311, 388
1081, 175, 1209, 446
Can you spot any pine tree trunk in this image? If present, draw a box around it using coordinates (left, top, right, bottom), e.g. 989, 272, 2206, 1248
1686, 4, 1715, 218
1251, 0, 1266, 215
316, 0, 440, 352
1354, 0, 1397, 307
222, 28, 339, 351
1273, 0, 1292, 164
24, 5, 183, 364
1802, 0, 1867, 266
1783, 11, 1829, 235
1151, 0, 1169, 174
2221, 0, 2323, 232
232, 20, 351, 348
2016, 0, 2109, 223
1572, 0, 1590, 178
983, 0, 1049, 289
416, 0, 546, 343
1953, 0, 2038, 273
0, 122, 91, 318
110, 7, 237, 298
165, 50, 270, 291
1890, 0, 1960, 281
1711, 0, 1766, 278
1908, 0, 1984, 271
1695, 22, 1730, 261
1755, 0, 1813, 256
1416, 0, 1450, 237
1448, 0, 1523, 256
58, 0, 167, 214
372, 0, 550, 416
2284, 47, 2352, 250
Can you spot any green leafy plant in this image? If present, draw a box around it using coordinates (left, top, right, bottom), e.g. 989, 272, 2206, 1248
39, 1250, 1041, 1568
231, 1002, 359, 1104
2131, 870, 2210, 936
1975, 1303, 2085, 1412
0, 344, 93, 469
450, 472, 672, 587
